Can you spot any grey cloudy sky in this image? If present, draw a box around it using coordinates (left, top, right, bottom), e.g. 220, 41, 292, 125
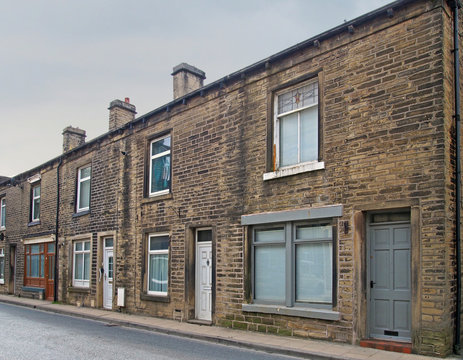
0, 0, 392, 177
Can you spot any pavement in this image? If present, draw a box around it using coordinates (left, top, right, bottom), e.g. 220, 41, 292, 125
0, 294, 459, 360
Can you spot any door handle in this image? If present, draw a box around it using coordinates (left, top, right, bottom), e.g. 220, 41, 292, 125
370, 280, 376, 288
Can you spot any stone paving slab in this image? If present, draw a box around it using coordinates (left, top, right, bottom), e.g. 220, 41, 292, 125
0, 294, 459, 360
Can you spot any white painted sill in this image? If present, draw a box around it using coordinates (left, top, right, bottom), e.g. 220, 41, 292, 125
263, 161, 325, 181
242, 303, 340, 321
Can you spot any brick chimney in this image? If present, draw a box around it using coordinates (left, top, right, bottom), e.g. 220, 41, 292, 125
108, 98, 137, 131
62, 126, 86, 153
172, 63, 206, 100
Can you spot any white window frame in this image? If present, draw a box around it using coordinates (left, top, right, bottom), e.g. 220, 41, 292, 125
77, 165, 91, 212
73, 240, 91, 288
265, 79, 324, 180
251, 221, 335, 309
0, 198, 5, 230
0, 248, 4, 284
31, 184, 40, 222
147, 233, 169, 296
149, 135, 171, 197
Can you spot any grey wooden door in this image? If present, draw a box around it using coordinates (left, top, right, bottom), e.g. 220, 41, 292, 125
369, 223, 411, 341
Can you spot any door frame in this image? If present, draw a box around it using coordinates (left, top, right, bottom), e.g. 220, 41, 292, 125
353, 204, 420, 350
8, 245, 15, 295
366, 213, 411, 341
97, 231, 116, 309
103, 242, 114, 310
195, 229, 212, 321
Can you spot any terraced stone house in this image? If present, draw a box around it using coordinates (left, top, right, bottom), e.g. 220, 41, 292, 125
0, 0, 462, 356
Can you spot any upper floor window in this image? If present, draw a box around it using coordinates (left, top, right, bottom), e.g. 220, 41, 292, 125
274, 79, 319, 169
77, 165, 91, 212
149, 135, 171, 197
31, 184, 41, 222
0, 198, 5, 229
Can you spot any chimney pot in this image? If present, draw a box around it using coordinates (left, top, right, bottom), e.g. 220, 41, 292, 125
125, 97, 130, 103
172, 63, 206, 100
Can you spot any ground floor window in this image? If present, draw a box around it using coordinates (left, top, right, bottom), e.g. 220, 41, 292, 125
0, 248, 4, 284
73, 240, 91, 288
24, 242, 55, 288
252, 221, 335, 307
147, 234, 169, 296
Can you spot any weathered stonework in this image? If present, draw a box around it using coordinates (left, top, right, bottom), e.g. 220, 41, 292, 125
0, 1, 461, 357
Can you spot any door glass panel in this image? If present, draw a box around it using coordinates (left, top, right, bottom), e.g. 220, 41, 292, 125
108, 256, 113, 279
48, 243, 55, 253
105, 238, 113, 248
197, 230, 212, 242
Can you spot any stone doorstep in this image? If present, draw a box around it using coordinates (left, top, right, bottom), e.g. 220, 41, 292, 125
360, 339, 412, 354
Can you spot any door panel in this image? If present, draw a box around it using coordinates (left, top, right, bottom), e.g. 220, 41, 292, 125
369, 223, 411, 341
103, 248, 113, 309
196, 241, 212, 321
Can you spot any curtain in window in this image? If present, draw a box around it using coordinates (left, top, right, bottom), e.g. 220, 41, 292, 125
300, 107, 318, 163
79, 179, 90, 209
149, 254, 168, 292
151, 156, 170, 192
255, 246, 285, 301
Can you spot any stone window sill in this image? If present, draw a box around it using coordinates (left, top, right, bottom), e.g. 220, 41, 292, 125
72, 210, 90, 218
242, 303, 340, 321
142, 193, 173, 205
140, 292, 170, 303
28, 221, 40, 227
68, 287, 90, 294
263, 161, 325, 181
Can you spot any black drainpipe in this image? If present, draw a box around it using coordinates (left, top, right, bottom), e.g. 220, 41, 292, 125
452, 0, 462, 354
54, 157, 62, 302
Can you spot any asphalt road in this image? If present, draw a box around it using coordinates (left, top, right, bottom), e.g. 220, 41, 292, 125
0, 302, 301, 360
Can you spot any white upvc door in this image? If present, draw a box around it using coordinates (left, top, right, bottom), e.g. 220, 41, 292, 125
103, 247, 113, 309
195, 241, 212, 321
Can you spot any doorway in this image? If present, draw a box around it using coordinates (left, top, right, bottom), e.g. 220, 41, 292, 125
103, 238, 114, 310
368, 212, 411, 341
195, 229, 212, 321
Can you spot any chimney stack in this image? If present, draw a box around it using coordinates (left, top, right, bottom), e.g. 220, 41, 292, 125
62, 126, 86, 153
108, 98, 137, 131
172, 63, 206, 100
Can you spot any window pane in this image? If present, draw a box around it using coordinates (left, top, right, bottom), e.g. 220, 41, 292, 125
152, 137, 171, 156
48, 243, 55, 253
105, 238, 113, 248
84, 253, 90, 280
84, 241, 90, 251
255, 228, 284, 243
75, 253, 83, 280
278, 82, 318, 114
79, 179, 90, 209
33, 186, 40, 197
280, 112, 298, 167
150, 236, 169, 251
31, 244, 40, 254
296, 242, 332, 303
300, 106, 318, 163
254, 246, 285, 302
197, 230, 212, 242
75, 242, 82, 251
80, 166, 91, 179
49, 255, 55, 280
40, 254, 44, 278
31, 255, 39, 277
149, 253, 168, 293
0, 199, 5, 227
0, 257, 4, 280
33, 198, 40, 220
296, 225, 332, 240
151, 155, 171, 193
